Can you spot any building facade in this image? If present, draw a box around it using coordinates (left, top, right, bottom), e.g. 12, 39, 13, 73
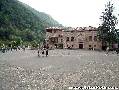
46, 26, 102, 50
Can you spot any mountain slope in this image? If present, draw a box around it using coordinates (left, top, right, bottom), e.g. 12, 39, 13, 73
0, 0, 61, 45
21, 2, 60, 27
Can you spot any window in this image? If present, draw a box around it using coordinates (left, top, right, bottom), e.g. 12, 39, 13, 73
89, 45, 91, 47
72, 45, 73, 47
89, 45, 92, 50
89, 36, 92, 41
59, 35, 62, 37
94, 36, 97, 41
71, 37, 74, 41
54, 38, 58, 43
85, 38, 88, 41
66, 37, 69, 41
47, 29, 52, 33
94, 45, 96, 47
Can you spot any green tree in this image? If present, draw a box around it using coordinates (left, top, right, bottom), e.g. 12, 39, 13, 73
0, 0, 61, 46
97, 1, 118, 49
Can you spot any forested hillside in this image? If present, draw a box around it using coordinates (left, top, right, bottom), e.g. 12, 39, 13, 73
0, 0, 61, 47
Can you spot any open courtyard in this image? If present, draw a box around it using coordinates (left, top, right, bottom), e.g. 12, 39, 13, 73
0, 49, 119, 90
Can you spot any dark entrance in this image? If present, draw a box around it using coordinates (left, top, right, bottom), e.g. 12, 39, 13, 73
58, 44, 63, 49
102, 46, 107, 51
79, 44, 83, 49
55, 44, 57, 48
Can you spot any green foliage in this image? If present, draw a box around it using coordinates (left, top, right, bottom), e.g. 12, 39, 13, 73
97, 1, 118, 46
0, 0, 61, 46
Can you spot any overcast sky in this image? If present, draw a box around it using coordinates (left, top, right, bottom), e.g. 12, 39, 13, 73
18, 0, 119, 28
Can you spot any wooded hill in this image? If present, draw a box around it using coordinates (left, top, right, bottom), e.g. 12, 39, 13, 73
0, 0, 61, 46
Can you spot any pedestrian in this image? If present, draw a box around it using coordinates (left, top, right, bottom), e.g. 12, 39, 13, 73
18, 46, 21, 50
46, 49, 48, 57
41, 48, 45, 57
46, 44, 49, 57
37, 49, 40, 57
116, 48, 119, 54
22, 46, 25, 51
106, 46, 109, 55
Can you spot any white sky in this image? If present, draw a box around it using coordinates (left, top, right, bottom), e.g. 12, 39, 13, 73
18, 0, 119, 28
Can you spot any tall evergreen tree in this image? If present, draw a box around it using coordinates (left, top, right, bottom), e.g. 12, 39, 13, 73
97, 1, 118, 49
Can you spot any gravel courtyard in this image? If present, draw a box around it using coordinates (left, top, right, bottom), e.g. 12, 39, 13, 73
0, 49, 119, 90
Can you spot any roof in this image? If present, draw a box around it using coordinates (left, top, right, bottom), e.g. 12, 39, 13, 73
46, 26, 97, 32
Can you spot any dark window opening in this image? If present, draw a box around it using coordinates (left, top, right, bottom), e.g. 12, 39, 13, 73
94, 36, 97, 41
72, 45, 73, 47
71, 37, 74, 41
47, 29, 52, 33
79, 44, 83, 49
89, 45, 91, 47
66, 37, 69, 41
89, 36, 92, 41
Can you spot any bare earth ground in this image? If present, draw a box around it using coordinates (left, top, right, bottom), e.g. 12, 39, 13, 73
0, 49, 119, 90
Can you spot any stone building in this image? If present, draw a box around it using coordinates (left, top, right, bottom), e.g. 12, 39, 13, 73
46, 26, 102, 50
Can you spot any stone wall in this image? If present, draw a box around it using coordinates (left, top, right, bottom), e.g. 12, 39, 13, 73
46, 27, 102, 50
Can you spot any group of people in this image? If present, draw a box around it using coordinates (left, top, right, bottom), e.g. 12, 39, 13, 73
37, 48, 49, 57
0, 45, 26, 53
37, 45, 49, 57
106, 46, 119, 55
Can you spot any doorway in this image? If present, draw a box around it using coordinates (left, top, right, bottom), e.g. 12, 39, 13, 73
79, 44, 83, 49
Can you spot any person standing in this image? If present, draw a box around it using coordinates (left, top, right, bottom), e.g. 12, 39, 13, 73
106, 46, 109, 55
116, 49, 119, 54
41, 48, 45, 57
46, 44, 49, 57
46, 49, 48, 57
22, 46, 25, 51
37, 49, 40, 57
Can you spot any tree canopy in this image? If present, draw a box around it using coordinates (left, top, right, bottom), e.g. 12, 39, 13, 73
97, 1, 118, 47
0, 0, 61, 47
